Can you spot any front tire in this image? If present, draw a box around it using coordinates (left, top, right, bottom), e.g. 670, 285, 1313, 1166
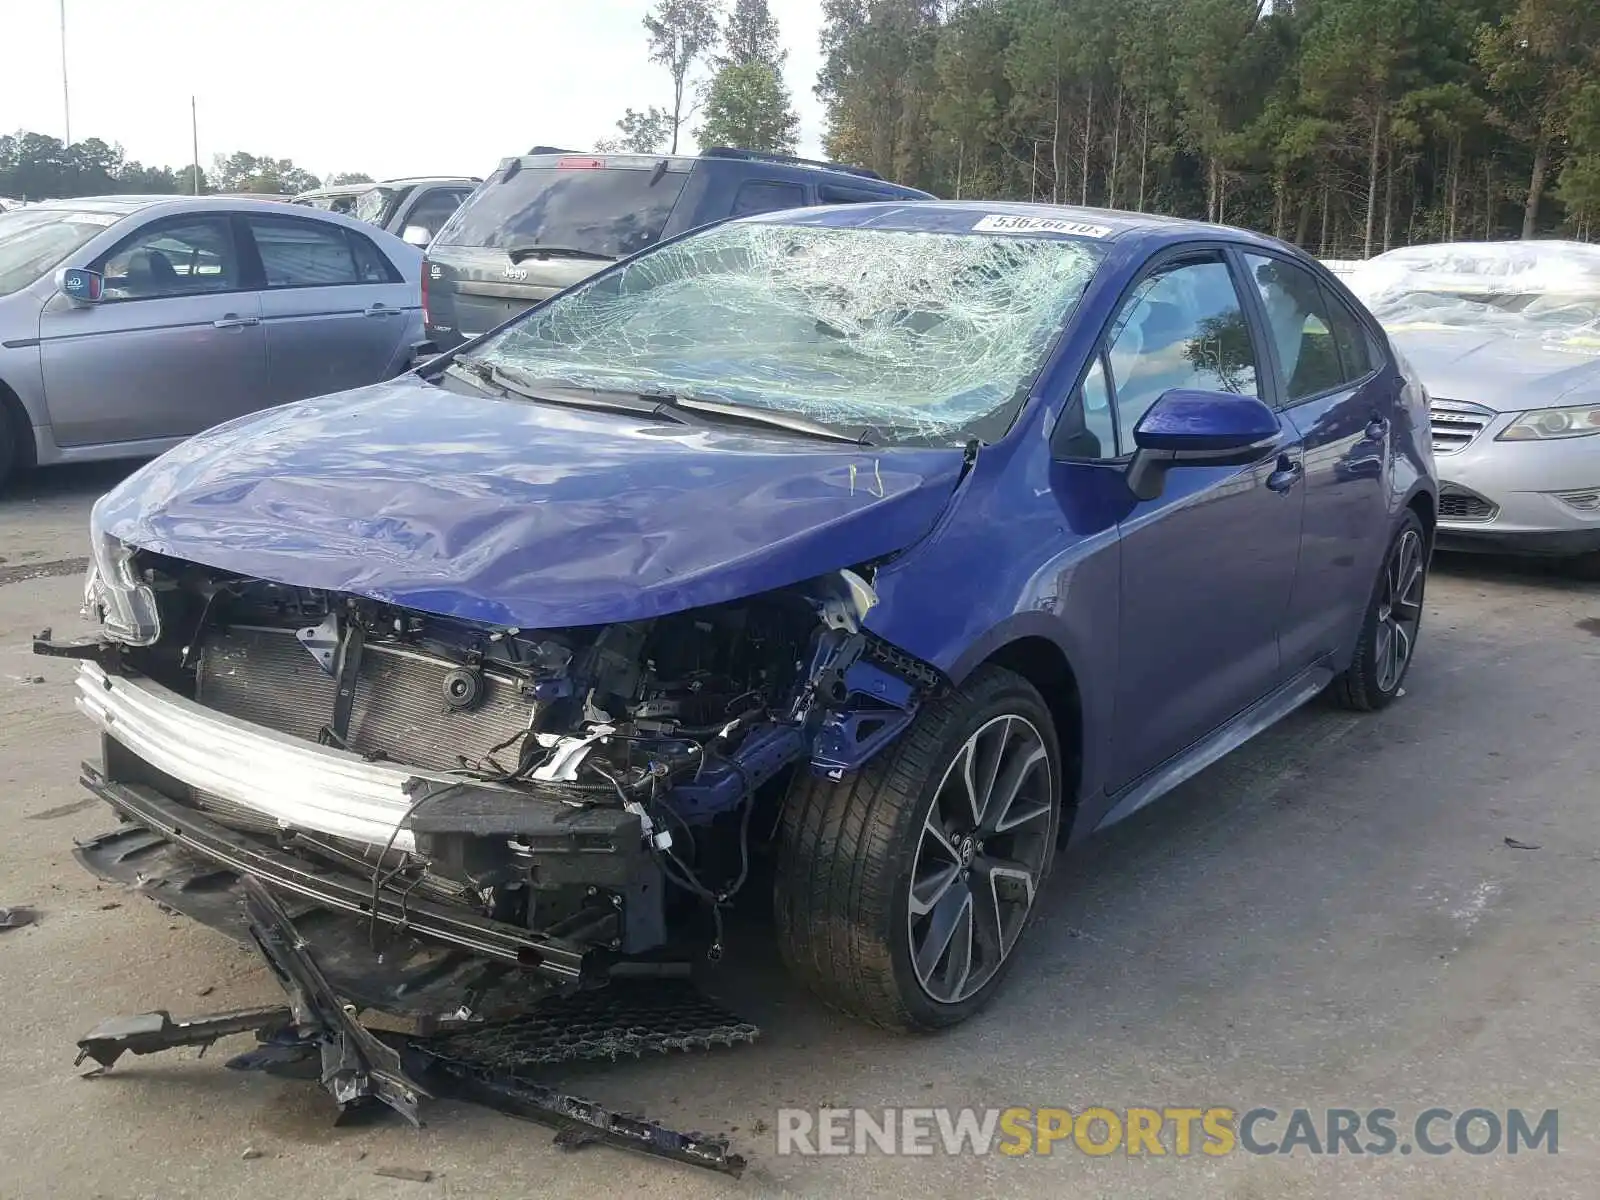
0, 406, 18, 492
773, 665, 1061, 1031
1330, 510, 1428, 711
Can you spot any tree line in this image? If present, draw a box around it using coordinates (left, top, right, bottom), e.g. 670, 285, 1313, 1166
11, 0, 1596, 253
816, 0, 1600, 253
0, 133, 371, 202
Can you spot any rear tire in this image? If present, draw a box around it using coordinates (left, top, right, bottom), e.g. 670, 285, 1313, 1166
1330, 510, 1428, 712
773, 665, 1061, 1031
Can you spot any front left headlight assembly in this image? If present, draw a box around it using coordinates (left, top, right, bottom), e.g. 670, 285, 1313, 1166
82, 529, 161, 646
1497, 403, 1600, 441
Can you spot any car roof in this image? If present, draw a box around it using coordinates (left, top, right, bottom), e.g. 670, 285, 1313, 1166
30, 195, 175, 215
374, 176, 478, 188
293, 177, 476, 200
292, 183, 372, 199
746, 199, 1295, 249
21, 193, 426, 237
502, 151, 928, 195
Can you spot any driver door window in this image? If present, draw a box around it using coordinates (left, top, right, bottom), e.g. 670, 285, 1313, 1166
96, 217, 241, 300
401, 188, 468, 241
1102, 257, 1261, 453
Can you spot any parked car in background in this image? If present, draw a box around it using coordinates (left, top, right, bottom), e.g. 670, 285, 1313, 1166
349, 176, 480, 246
420, 147, 936, 352
1347, 241, 1600, 577
0, 195, 424, 486
292, 177, 479, 246
288, 182, 370, 215
55, 202, 1433, 1037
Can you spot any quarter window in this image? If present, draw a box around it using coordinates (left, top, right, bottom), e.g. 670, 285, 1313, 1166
246, 215, 363, 287
96, 217, 240, 300
1103, 256, 1261, 446
731, 181, 807, 217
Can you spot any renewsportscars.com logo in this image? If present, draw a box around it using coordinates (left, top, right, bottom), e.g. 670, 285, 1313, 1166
775, 1106, 1559, 1157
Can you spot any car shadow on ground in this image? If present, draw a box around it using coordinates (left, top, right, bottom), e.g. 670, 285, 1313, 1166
1430, 547, 1595, 591
0, 460, 146, 507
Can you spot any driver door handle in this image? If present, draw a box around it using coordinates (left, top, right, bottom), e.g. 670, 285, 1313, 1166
1266, 455, 1304, 493
212, 314, 260, 329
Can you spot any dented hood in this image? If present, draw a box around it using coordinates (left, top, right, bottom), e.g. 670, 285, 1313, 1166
93, 376, 968, 628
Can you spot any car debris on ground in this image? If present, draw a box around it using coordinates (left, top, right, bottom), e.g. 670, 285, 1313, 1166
74, 877, 751, 1176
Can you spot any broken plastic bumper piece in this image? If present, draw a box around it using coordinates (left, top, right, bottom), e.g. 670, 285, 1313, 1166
74, 876, 751, 1176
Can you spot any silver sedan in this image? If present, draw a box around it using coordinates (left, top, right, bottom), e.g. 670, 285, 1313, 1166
1349, 241, 1600, 577
0, 195, 425, 486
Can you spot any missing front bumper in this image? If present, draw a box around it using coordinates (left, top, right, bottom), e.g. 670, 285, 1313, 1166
79, 765, 606, 992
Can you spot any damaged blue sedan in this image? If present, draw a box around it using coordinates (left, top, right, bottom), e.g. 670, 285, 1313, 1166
47, 201, 1436, 1034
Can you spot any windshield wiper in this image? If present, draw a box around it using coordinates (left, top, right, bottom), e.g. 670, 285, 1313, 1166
505, 242, 614, 264
451, 358, 698, 426
440, 360, 502, 394
667, 395, 877, 446
451, 360, 876, 445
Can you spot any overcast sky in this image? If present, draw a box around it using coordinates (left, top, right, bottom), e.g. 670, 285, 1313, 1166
1, 0, 830, 180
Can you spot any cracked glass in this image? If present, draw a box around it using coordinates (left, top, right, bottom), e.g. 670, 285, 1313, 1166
468, 220, 1107, 444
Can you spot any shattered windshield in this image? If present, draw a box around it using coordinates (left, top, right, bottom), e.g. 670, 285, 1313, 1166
1349, 241, 1600, 351
353, 187, 396, 226
465, 219, 1106, 444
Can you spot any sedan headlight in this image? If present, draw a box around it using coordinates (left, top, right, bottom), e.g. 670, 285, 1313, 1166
1497, 404, 1600, 441
82, 529, 161, 646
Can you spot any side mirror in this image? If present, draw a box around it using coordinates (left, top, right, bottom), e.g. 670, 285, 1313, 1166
1126, 388, 1280, 501
57, 266, 104, 305
401, 225, 432, 248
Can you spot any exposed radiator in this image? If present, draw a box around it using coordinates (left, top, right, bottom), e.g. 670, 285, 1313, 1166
195, 626, 534, 774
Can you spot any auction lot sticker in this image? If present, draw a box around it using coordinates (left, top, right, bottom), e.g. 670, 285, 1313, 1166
973, 214, 1113, 238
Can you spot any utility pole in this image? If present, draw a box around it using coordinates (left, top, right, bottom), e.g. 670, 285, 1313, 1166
59, 0, 71, 146
191, 97, 201, 194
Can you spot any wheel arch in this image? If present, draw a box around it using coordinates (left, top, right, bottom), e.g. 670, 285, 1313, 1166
1405, 485, 1435, 549
976, 634, 1084, 830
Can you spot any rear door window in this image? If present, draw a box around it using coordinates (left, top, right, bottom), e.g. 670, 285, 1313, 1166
1321, 287, 1378, 383
434, 163, 689, 258
730, 180, 807, 217
244, 214, 363, 287
346, 230, 401, 283
1241, 253, 1346, 403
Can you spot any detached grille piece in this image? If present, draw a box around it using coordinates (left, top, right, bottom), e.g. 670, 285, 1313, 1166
1429, 399, 1495, 455
196, 626, 532, 773
1438, 486, 1498, 522
422, 979, 760, 1069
